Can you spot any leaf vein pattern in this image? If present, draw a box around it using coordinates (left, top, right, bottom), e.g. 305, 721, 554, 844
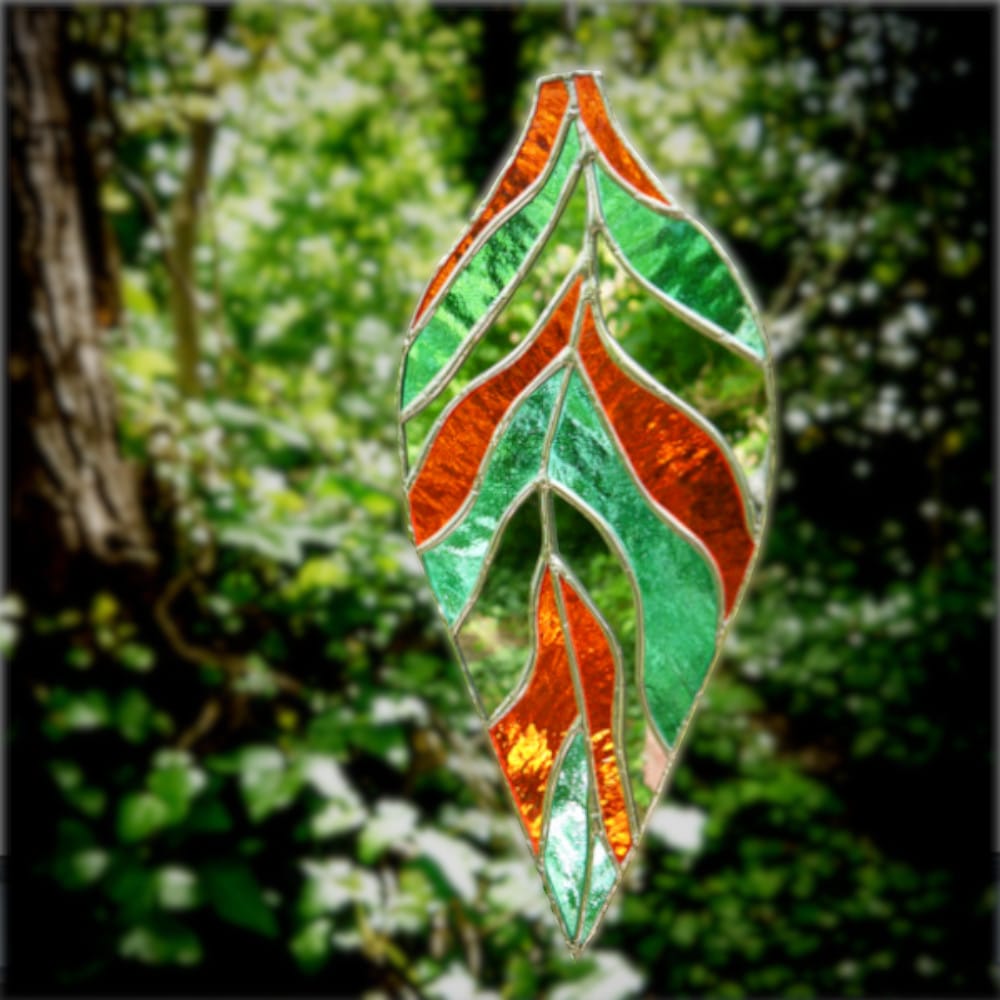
400, 71, 772, 949
408, 278, 581, 545
413, 80, 571, 326
401, 127, 581, 409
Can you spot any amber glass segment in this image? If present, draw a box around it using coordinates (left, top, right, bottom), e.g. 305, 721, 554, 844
413, 80, 570, 326
574, 75, 669, 208
408, 279, 581, 546
578, 307, 753, 615
558, 576, 632, 862
595, 235, 769, 500
490, 570, 578, 852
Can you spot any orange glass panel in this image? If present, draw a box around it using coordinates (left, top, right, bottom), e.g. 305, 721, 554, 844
408, 279, 580, 546
574, 75, 670, 207
578, 307, 753, 615
413, 80, 571, 326
490, 570, 577, 852
559, 576, 632, 862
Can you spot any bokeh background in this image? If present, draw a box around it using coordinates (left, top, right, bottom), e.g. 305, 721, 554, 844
6, 4, 994, 997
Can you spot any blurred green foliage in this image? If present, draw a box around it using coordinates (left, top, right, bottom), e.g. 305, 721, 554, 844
9, 4, 992, 997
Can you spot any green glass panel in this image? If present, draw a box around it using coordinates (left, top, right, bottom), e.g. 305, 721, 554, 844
402, 128, 581, 408
580, 834, 617, 942
543, 729, 589, 941
421, 373, 562, 624
403, 175, 588, 471
596, 235, 769, 498
552, 495, 655, 819
456, 497, 543, 716
596, 164, 765, 357
548, 372, 719, 747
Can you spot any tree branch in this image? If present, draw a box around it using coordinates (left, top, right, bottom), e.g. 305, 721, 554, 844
168, 114, 216, 395
153, 567, 306, 697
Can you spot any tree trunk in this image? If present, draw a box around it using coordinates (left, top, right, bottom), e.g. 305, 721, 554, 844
7, 6, 155, 603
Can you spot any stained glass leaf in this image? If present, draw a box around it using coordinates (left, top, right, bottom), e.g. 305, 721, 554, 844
398, 71, 776, 953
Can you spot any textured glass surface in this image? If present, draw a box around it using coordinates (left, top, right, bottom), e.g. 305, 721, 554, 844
421, 373, 562, 623
549, 371, 720, 747
402, 127, 580, 407
456, 498, 541, 716
414, 80, 571, 322
399, 71, 774, 952
404, 176, 588, 470
596, 235, 769, 504
596, 163, 765, 357
543, 727, 619, 945
543, 730, 589, 940
580, 834, 617, 940
558, 573, 631, 861
552, 496, 658, 819
575, 75, 669, 207
408, 280, 579, 546
490, 569, 580, 850
577, 311, 753, 615
485, 559, 632, 860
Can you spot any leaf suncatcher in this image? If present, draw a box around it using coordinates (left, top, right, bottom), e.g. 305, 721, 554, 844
397, 71, 776, 952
